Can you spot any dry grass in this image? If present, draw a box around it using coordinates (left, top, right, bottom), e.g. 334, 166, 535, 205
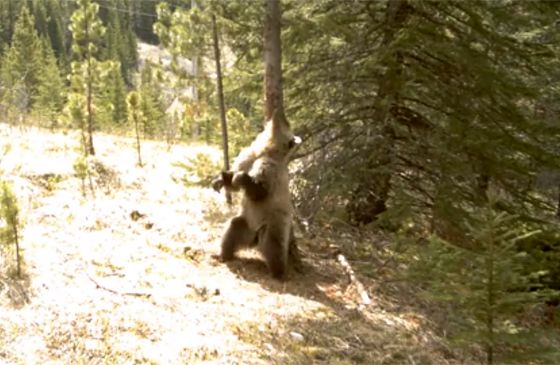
0, 124, 462, 364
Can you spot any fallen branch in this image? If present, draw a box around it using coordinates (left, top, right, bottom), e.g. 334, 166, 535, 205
86, 271, 152, 299
337, 254, 372, 306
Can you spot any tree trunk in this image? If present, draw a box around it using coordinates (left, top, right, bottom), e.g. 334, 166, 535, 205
134, 114, 143, 167
212, 14, 232, 205
556, 184, 560, 218
264, 0, 301, 269
190, 0, 200, 138
263, 0, 286, 125
13, 224, 21, 278
486, 239, 495, 365
86, 67, 95, 156
85, 14, 95, 156
346, 0, 410, 225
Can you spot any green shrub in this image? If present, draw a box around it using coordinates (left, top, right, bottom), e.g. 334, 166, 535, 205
0, 181, 23, 278
175, 151, 221, 186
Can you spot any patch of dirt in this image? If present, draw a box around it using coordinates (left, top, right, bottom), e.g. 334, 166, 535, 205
0, 125, 462, 364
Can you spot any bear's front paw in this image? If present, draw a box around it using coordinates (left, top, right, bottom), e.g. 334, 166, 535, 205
232, 172, 251, 188
211, 171, 234, 192
210, 175, 224, 192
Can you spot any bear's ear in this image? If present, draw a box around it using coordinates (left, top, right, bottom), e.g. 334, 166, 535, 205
288, 136, 302, 150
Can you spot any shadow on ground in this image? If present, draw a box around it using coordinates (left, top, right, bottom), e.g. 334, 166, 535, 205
219, 243, 461, 365
223, 252, 459, 364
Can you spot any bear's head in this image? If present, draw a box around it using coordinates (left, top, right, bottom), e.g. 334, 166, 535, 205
252, 115, 301, 162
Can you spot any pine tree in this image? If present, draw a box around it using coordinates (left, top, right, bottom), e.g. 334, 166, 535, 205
34, 38, 65, 128
45, 0, 68, 67
121, 22, 138, 84
132, 0, 159, 44
69, 0, 106, 155
138, 63, 166, 138
408, 203, 557, 364
154, 1, 228, 143
1, 5, 44, 116
127, 91, 144, 167
0, 0, 24, 46
115, 0, 138, 85
226, 108, 254, 156
0, 181, 23, 278
103, 5, 121, 62
31, 0, 48, 37
99, 61, 127, 128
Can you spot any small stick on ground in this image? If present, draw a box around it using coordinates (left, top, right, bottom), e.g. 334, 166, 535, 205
337, 253, 372, 307
86, 271, 152, 298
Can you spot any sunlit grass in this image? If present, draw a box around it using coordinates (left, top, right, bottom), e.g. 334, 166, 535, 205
0, 124, 464, 364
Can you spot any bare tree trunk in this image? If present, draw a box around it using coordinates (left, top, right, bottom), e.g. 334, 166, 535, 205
86, 65, 95, 156
264, 0, 301, 269
556, 184, 560, 218
190, 0, 200, 138
264, 0, 286, 124
85, 14, 95, 156
80, 118, 88, 157
13, 224, 21, 278
212, 14, 232, 205
134, 114, 143, 167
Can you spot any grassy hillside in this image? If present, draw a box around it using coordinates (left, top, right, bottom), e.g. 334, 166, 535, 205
0, 124, 461, 364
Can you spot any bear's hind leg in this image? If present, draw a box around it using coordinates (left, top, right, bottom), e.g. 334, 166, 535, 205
260, 223, 289, 279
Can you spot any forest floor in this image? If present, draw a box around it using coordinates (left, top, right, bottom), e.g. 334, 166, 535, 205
0, 124, 463, 365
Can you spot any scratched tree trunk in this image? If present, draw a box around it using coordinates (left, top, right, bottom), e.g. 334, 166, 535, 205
264, 0, 288, 127
263, 0, 302, 272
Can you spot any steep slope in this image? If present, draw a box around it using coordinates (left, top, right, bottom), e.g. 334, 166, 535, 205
0, 124, 461, 364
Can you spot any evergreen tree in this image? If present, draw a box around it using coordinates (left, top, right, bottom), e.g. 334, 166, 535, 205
138, 63, 167, 138
31, 0, 49, 37
45, 0, 68, 67
0, 181, 23, 278
202, 2, 560, 358
116, 0, 138, 85
1, 5, 44, 115
132, 0, 159, 44
101, 1, 137, 85
100, 61, 127, 127
121, 28, 138, 85
408, 204, 557, 364
154, 1, 226, 142
0, 0, 24, 46
127, 91, 144, 167
68, 0, 106, 155
103, 4, 121, 62
34, 38, 65, 128
226, 107, 254, 156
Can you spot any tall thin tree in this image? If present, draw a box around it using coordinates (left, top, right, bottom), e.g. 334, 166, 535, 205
69, 0, 106, 156
263, 0, 302, 270
211, 13, 231, 205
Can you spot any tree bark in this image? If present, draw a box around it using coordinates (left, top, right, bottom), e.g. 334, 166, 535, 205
86, 62, 95, 156
263, 0, 286, 124
13, 224, 21, 278
212, 14, 232, 205
134, 113, 143, 167
263, 0, 301, 269
85, 13, 95, 156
